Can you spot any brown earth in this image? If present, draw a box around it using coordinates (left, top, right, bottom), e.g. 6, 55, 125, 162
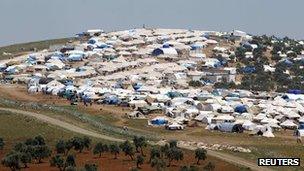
0, 143, 240, 171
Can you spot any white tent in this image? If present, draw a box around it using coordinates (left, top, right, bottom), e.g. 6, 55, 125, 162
260, 118, 279, 124
263, 129, 275, 138
129, 100, 148, 109
28, 86, 40, 93
205, 39, 218, 44
253, 113, 267, 122
205, 124, 218, 130
284, 111, 301, 119
221, 105, 234, 113
253, 125, 267, 133
195, 111, 214, 124
265, 123, 281, 129
237, 112, 254, 120
242, 120, 256, 131
213, 114, 235, 123
298, 117, 304, 123
45, 80, 65, 95
280, 120, 298, 129
166, 123, 184, 130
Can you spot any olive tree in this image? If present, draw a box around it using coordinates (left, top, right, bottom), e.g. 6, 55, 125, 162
166, 147, 183, 167
0, 138, 4, 150
195, 148, 207, 165
1, 151, 21, 171
151, 157, 166, 171
136, 155, 144, 168
110, 144, 120, 159
120, 140, 135, 160
13, 143, 32, 168
149, 147, 161, 163
56, 139, 66, 154
50, 154, 76, 171
133, 136, 147, 156
83, 163, 98, 171
50, 155, 65, 171
32, 145, 51, 163
93, 142, 108, 158
203, 162, 215, 171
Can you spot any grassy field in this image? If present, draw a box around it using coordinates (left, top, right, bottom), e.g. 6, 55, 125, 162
0, 111, 79, 146
0, 97, 159, 141
0, 37, 73, 60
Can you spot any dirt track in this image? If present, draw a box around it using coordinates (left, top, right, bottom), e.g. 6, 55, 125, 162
0, 107, 123, 142
0, 107, 273, 171
179, 144, 273, 171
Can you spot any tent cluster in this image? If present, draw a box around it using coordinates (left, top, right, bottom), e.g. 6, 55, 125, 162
0, 28, 303, 137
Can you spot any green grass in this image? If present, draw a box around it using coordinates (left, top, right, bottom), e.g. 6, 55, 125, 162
0, 110, 116, 148
123, 118, 174, 135
225, 145, 304, 171
0, 37, 73, 60
64, 105, 120, 124
0, 97, 159, 141
0, 111, 78, 145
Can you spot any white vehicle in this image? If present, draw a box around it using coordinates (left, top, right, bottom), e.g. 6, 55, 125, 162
165, 123, 184, 130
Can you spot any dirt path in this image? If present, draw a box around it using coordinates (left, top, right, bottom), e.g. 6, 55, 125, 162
0, 107, 273, 171
179, 144, 273, 171
0, 107, 124, 142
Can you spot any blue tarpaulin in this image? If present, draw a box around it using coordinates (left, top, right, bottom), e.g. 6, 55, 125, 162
27, 55, 37, 65
287, 89, 303, 94
166, 91, 183, 98
202, 33, 209, 39
152, 48, 163, 56
242, 66, 256, 74
88, 38, 98, 44
227, 92, 240, 98
104, 95, 120, 105
234, 105, 247, 113
82, 95, 92, 103
133, 83, 142, 91
151, 118, 168, 125
162, 43, 170, 48
283, 59, 293, 66
51, 52, 64, 61
212, 89, 223, 96
299, 124, 304, 129
191, 43, 203, 50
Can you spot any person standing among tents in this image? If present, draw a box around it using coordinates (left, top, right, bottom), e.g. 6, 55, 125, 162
294, 130, 302, 144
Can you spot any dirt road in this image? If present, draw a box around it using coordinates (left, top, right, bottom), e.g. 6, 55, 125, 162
0, 107, 273, 171
0, 107, 123, 142
179, 144, 273, 171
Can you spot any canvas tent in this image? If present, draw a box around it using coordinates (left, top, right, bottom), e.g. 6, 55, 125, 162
152, 47, 178, 56
218, 122, 244, 133
242, 120, 256, 131
165, 123, 184, 130
263, 128, 275, 138
280, 120, 298, 129
212, 114, 235, 123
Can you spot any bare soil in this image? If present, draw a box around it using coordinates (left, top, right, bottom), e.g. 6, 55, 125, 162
0, 146, 240, 171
